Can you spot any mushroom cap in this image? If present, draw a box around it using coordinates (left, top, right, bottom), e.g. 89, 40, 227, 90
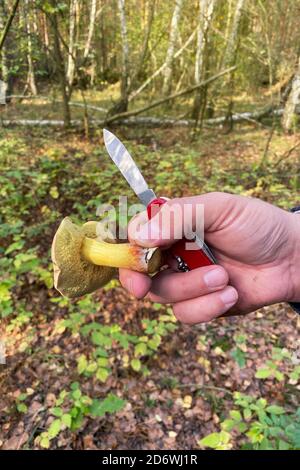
52, 217, 116, 298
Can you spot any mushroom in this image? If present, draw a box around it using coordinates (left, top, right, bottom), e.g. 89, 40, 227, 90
51, 217, 163, 298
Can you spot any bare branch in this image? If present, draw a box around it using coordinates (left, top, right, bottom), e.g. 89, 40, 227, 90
0, 0, 20, 53
106, 66, 236, 125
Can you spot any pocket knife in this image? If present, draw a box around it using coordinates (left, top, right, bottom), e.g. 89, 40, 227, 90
103, 129, 216, 272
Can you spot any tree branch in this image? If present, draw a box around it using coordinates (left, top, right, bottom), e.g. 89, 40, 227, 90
105, 66, 236, 125
129, 29, 197, 102
0, 0, 20, 53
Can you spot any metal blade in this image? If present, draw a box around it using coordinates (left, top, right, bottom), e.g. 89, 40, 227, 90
103, 129, 156, 206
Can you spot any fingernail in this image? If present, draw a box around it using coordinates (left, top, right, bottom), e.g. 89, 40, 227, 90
136, 221, 160, 242
220, 287, 238, 309
204, 268, 227, 288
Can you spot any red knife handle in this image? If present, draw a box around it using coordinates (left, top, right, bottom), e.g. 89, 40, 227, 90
147, 197, 215, 271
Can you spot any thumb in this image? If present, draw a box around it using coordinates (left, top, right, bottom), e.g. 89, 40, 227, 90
128, 193, 237, 248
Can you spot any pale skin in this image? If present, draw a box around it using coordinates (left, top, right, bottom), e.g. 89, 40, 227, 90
119, 192, 300, 324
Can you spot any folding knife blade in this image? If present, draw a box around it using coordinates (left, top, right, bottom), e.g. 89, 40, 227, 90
103, 129, 156, 206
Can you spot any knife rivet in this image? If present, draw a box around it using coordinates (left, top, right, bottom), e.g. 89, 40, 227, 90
174, 255, 190, 272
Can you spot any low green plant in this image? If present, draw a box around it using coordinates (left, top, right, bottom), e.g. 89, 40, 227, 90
255, 347, 293, 382
37, 382, 125, 449
199, 392, 300, 450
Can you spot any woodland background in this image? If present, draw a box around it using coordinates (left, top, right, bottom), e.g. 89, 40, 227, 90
0, 0, 299, 450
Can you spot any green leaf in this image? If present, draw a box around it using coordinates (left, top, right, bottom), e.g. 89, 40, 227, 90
94, 347, 108, 358
96, 367, 109, 382
278, 440, 290, 450
40, 435, 50, 449
70, 382, 80, 391
51, 407, 63, 417
97, 357, 109, 367
255, 368, 272, 379
91, 331, 112, 347
274, 370, 284, 381
5, 240, 25, 255
101, 394, 126, 414
266, 405, 285, 415
231, 347, 246, 368
17, 403, 27, 413
199, 433, 220, 448
77, 355, 87, 374
61, 413, 72, 428
199, 431, 231, 449
148, 334, 161, 350
257, 398, 267, 409
130, 358, 141, 372
72, 389, 82, 400
86, 362, 97, 373
90, 394, 125, 417
48, 419, 61, 439
134, 342, 148, 357
229, 410, 242, 421
237, 422, 248, 433
49, 186, 59, 199
221, 419, 236, 432
243, 408, 252, 420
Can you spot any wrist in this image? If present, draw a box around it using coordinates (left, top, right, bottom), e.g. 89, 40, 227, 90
288, 211, 300, 303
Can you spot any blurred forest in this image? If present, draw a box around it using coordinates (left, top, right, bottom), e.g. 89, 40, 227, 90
0, 0, 300, 450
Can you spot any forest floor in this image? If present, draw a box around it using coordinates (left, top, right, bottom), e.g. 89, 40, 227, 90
0, 121, 299, 450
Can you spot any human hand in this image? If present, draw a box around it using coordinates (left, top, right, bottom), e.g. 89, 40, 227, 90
119, 192, 300, 323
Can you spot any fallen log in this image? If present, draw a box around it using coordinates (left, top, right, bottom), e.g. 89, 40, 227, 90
1, 106, 297, 129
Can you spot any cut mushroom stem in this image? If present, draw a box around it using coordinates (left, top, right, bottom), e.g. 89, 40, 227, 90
82, 237, 162, 273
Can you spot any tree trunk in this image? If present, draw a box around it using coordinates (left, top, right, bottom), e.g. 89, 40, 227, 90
282, 56, 300, 132
99, 3, 107, 79
24, 0, 37, 95
4, 104, 293, 129
221, 0, 245, 132
0, 0, 20, 98
0, 0, 20, 53
0, 0, 8, 84
66, 0, 78, 89
42, 12, 50, 58
192, 0, 216, 122
129, 29, 196, 102
48, 0, 71, 127
114, 0, 129, 112
83, 0, 97, 60
162, 0, 183, 96
129, 0, 155, 92
222, 0, 245, 68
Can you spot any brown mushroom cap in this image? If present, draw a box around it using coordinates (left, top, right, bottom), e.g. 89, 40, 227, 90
52, 217, 116, 298
51, 217, 163, 298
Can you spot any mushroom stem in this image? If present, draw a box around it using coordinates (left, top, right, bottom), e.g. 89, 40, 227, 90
82, 237, 162, 274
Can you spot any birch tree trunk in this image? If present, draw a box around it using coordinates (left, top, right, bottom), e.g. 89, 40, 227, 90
66, 0, 78, 89
192, 0, 216, 122
83, 0, 97, 60
115, 0, 130, 113
282, 56, 300, 132
24, 0, 37, 95
162, 0, 183, 96
129, 29, 196, 102
42, 12, 50, 58
221, 0, 245, 132
222, 0, 245, 68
